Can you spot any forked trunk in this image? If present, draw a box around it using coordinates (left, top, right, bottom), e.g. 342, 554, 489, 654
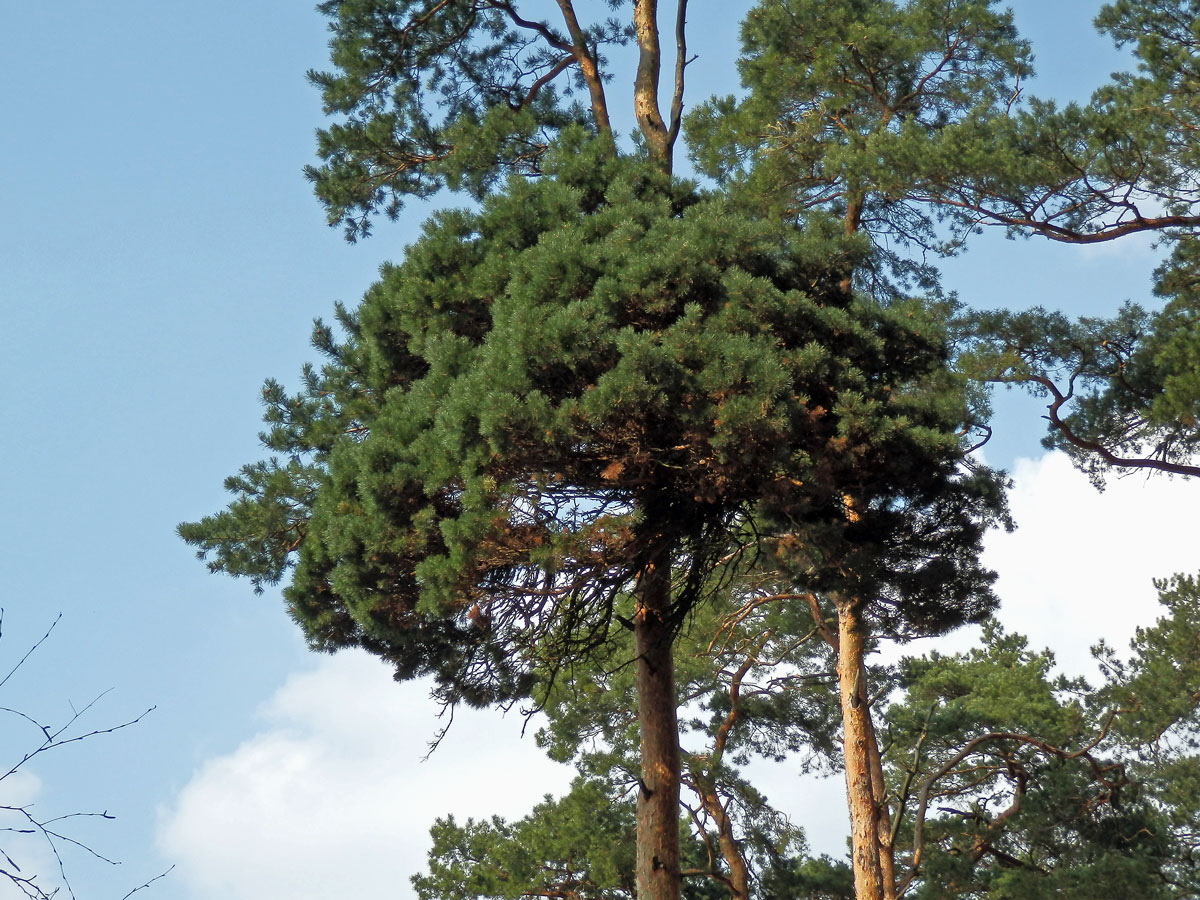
632, 0, 674, 170
836, 598, 892, 900
635, 554, 682, 900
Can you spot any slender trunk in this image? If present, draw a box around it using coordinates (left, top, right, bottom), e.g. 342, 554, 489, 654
633, 0, 672, 170
837, 598, 887, 900
839, 193, 865, 293
864, 679, 897, 900
554, 0, 613, 143
683, 633, 760, 900
695, 782, 750, 900
635, 552, 682, 900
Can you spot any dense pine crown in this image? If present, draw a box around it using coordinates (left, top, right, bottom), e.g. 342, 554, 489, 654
181, 134, 1003, 708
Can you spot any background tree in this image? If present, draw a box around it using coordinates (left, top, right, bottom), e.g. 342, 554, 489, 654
685, 0, 1032, 296
958, 284, 1200, 483
945, 0, 1200, 482
411, 780, 642, 900
688, 0, 1200, 485
682, 9, 1037, 891
876, 578, 1200, 899
921, 0, 1200, 244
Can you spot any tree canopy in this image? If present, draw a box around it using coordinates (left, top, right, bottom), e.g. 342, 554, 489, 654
685, 0, 1031, 295
181, 1, 1200, 898
183, 126, 1008, 898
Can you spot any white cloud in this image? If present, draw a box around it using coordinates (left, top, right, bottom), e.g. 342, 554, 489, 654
160, 452, 1200, 890
923, 452, 1200, 678
158, 652, 573, 900
0, 769, 42, 810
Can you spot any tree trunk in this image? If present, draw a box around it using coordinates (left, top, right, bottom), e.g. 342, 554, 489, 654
837, 598, 889, 900
635, 553, 682, 900
696, 782, 750, 900
633, 0, 672, 169
864, 706, 897, 899
691, 648, 758, 900
839, 192, 865, 293
554, 0, 613, 143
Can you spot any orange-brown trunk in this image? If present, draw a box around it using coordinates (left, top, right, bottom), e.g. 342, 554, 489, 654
635, 556, 681, 900
694, 780, 750, 900
837, 600, 890, 900
632, 0, 671, 168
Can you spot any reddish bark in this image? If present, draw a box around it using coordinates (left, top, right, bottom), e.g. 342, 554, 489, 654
635, 555, 682, 900
837, 598, 890, 900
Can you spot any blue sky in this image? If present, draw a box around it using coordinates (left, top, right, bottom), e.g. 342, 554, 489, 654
0, 2, 1194, 898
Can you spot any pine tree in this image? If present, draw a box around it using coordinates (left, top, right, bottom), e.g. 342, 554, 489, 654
685, 0, 1032, 297
878, 581, 1200, 900
947, 0, 1200, 481
196, 5, 699, 886
922, 0, 1200, 244
182, 130, 1006, 900
688, 0, 1200, 485
684, 7, 1029, 893
304, 0, 692, 240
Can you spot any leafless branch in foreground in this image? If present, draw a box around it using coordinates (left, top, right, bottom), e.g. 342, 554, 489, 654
0, 609, 165, 900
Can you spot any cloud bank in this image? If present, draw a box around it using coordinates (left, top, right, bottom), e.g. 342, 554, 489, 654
972, 452, 1199, 677
158, 653, 573, 899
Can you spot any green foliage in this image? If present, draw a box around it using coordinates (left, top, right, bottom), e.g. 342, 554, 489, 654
413, 778, 749, 900
958, 256, 1200, 481
758, 855, 854, 900
412, 780, 638, 900
183, 132, 1002, 712
685, 0, 1031, 295
880, 582, 1200, 899
681, 0, 1200, 481
1098, 574, 1200, 750
913, 0, 1200, 483
894, 0, 1200, 243
306, 0, 631, 239
1090, 0, 1200, 221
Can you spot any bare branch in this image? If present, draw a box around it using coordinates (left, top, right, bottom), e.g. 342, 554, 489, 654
0, 613, 61, 692
1032, 374, 1200, 478
119, 866, 175, 900
0, 618, 161, 900
666, 0, 690, 149
554, 0, 613, 140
